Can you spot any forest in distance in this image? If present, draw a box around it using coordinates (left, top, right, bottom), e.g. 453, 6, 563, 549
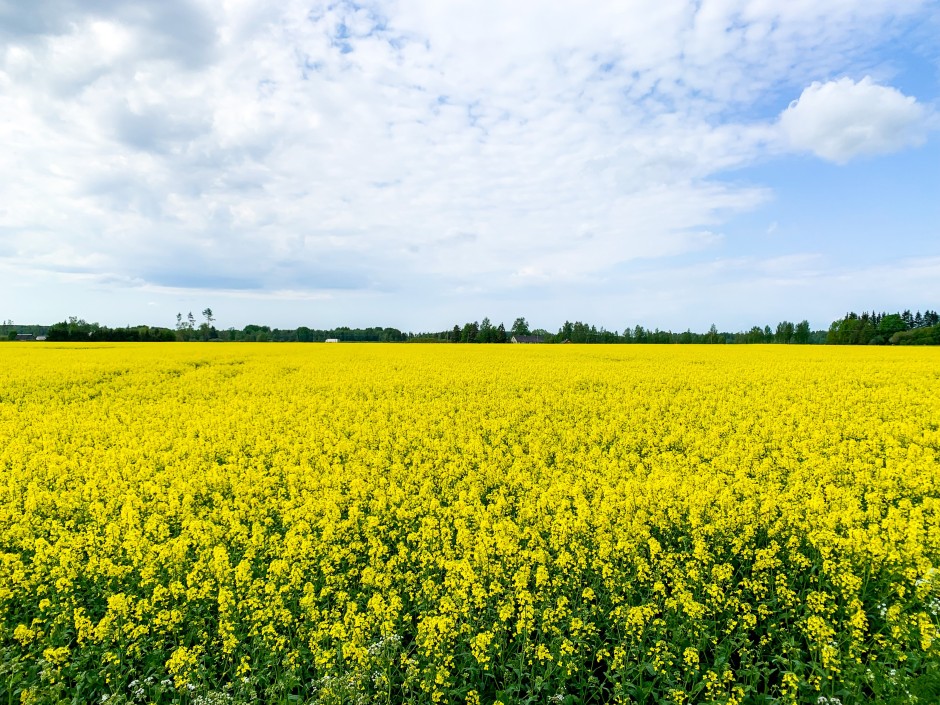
3, 308, 939, 346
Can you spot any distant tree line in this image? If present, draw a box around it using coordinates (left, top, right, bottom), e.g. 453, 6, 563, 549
1, 322, 50, 339
826, 310, 939, 345
171, 309, 221, 341
166, 308, 406, 342
413, 317, 827, 345
39, 315, 407, 343
16, 307, 938, 345
229, 325, 407, 343
46, 317, 175, 342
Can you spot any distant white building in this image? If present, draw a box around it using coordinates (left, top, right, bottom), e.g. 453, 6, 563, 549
325, 338, 339, 343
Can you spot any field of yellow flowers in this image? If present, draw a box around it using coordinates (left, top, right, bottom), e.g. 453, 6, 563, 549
1, 342, 939, 704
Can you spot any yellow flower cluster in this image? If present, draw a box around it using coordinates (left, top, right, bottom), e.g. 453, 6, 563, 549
1, 342, 938, 704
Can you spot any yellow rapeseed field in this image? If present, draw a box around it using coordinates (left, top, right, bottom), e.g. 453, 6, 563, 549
1, 342, 939, 704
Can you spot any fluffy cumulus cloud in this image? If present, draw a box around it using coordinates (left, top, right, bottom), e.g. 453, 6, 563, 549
780, 77, 928, 163
0, 0, 936, 327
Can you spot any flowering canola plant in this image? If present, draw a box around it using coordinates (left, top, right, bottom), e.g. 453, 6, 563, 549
1, 342, 939, 704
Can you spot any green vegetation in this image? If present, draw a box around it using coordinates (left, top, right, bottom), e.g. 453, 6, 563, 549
827, 310, 940, 345
45, 318, 176, 342
0, 323, 49, 339
12, 308, 940, 345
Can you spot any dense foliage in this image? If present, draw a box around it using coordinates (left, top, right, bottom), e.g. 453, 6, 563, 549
827, 311, 940, 346
2, 344, 939, 704
0, 323, 49, 340
45, 319, 176, 342
413, 318, 827, 345
11, 307, 937, 345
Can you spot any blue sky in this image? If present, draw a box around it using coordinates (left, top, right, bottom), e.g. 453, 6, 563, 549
1, 0, 938, 333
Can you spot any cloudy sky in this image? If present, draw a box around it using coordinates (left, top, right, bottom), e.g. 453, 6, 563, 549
1, 0, 938, 333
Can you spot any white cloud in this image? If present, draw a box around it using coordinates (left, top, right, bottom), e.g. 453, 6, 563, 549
0, 0, 936, 328
780, 76, 928, 163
